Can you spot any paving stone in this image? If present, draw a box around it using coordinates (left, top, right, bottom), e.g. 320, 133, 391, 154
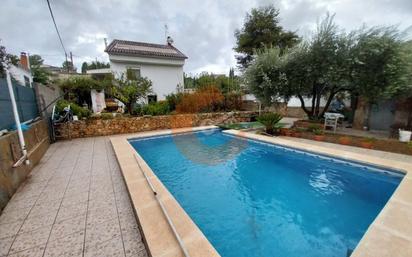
84, 235, 125, 257
123, 231, 146, 257
49, 214, 86, 241
7, 245, 45, 257
44, 231, 84, 257
0, 221, 22, 239
0, 207, 31, 225
55, 202, 88, 223
85, 218, 121, 247
19, 212, 56, 233
0, 235, 14, 256
9, 226, 51, 254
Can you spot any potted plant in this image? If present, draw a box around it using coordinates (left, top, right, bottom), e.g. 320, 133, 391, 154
360, 137, 375, 149
257, 113, 283, 135
338, 136, 352, 145
312, 128, 325, 141
394, 97, 412, 142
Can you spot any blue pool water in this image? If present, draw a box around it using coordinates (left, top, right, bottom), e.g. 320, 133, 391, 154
129, 129, 402, 257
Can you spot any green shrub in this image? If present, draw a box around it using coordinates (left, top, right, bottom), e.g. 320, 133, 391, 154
141, 101, 170, 116
56, 100, 91, 119
165, 93, 183, 111
307, 124, 322, 132
313, 128, 324, 135
257, 112, 283, 135
100, 113, 114, 120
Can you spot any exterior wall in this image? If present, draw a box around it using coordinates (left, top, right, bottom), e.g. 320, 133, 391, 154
33, 83, 62, 117
0, 119, 50, 211
109, 54, 185, 101
55, 112, 258, 139
9, 65, 33, 87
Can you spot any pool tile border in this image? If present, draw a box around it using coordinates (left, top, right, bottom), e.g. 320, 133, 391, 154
111, 126, 412, 257
224, 129, 412, 257
110, 126, 220, 257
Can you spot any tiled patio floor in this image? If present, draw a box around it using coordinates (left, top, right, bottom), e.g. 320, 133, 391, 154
0, 137, 147, 257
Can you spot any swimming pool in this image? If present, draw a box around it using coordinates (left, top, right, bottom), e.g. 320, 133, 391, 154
129, 129, 402, 257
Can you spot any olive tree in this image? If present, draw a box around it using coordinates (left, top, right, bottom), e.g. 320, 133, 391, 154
245, 14, 411, 120
111, 76, 153, 114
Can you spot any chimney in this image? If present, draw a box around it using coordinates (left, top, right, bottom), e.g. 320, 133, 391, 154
20, 52, 29, 70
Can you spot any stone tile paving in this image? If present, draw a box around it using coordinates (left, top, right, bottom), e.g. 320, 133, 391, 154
0, 137, 147, 257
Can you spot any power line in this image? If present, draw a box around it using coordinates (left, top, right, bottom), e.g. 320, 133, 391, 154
46, 0, 67, 56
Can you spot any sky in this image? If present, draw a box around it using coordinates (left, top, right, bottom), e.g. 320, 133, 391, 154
1, 0, 411, 75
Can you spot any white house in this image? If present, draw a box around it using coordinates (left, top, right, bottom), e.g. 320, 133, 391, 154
9, 52, 33, 87
104, 38, 187, 101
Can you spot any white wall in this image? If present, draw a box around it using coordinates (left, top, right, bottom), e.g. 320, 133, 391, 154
109, 55, 184, 101
9, 65, 33, 87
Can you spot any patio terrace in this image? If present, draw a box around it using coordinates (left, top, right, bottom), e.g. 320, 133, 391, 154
0, 137, 147, 257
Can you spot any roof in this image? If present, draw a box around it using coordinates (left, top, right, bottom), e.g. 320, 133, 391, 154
105, 39, 187, 60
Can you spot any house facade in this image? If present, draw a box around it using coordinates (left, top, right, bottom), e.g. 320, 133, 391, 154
105, 39, 187, 101
9, 52, 33, 87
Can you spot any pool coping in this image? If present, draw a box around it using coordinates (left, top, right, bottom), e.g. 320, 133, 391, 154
110, 126, 221, 257
111, 127, 412, 257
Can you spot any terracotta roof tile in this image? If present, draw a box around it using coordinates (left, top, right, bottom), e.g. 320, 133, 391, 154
105, 39, 187, 59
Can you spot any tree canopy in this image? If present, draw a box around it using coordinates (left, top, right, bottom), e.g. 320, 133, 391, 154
111, 75, 153, 114
81, 61, 110, 74
29, 54, 50, 84
184, 71, 241, 94
245, 14, 411, 120
234, 5, 299, 69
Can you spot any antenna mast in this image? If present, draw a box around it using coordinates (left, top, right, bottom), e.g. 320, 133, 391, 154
164, 24, 168, 41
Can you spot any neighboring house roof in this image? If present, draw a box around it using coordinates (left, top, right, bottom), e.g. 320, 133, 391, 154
105, 39, 188, 60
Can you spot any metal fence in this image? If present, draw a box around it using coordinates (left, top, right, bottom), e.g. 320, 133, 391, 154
0, 78, 39, 130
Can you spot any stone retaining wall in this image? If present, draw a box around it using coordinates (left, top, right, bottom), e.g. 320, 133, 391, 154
0, 119, 50, 211
56, 111, 259, 139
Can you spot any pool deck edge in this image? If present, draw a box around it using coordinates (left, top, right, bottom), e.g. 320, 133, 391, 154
224, 129, 412, 257
110, 126, 221, 257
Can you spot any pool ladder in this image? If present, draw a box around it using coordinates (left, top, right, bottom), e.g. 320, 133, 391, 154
133, 154, 191, 257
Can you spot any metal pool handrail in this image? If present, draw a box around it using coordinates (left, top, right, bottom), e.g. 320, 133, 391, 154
133, 154, 191, 257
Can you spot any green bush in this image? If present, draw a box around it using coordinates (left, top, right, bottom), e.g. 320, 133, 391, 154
307, 124, 322, 132
257, 112, 283, 135
140, 101, 170, 116
165, 93, 183, 111
56, 100, 91, 119
100, 113, 114, 120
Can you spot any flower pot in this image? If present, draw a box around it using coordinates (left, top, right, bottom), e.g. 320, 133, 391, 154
399, 129, 412, 142
360, 142, 373, 149
313, 135, 325, 141
338, 137, 351, 145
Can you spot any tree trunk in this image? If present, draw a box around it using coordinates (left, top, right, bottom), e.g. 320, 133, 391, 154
297, 94, 311, 117
319, 91, 337, 118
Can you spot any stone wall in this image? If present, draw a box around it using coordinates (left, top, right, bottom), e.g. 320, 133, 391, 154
56, 112, 259, 139
0, 119, 50, 211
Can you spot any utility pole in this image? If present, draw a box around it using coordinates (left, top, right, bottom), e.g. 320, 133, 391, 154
70, 51, 74, 73
65, 52, 69, 74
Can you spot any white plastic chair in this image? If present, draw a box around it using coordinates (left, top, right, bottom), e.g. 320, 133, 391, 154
324, 112, 343, 133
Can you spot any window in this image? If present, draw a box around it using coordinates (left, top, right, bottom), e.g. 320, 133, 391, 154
23, 76, 30, 87
126, 68, 141, 81
148, 95, 157, 103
